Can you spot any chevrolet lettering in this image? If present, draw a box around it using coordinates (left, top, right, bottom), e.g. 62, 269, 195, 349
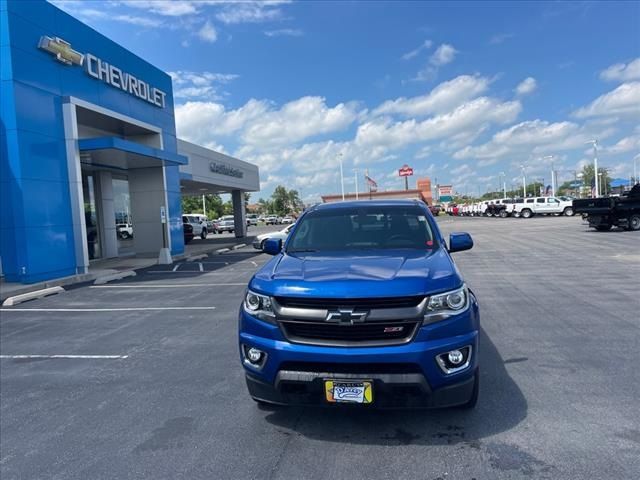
38, 36, 167, 108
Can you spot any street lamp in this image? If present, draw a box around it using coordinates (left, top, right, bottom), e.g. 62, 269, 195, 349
543, 155, 555, 196
337, 153, 345, 201
634, 154, 639, 185
499, 171, 506, 198
520, 164, 527, 197
353, 168, 359, 200
585, 140, 599, 197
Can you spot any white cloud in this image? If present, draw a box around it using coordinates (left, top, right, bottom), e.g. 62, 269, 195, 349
118, 0, 199, 17
410, 43, 458, 81
573, 82, 640, 118
430, 44, 458, 66
600, 58, 640, 82
264, 28, 303, 37
170, 71, 238, 100
357, 97, 521, 149
401, 40, 433, 60
175, 96, 360, 150
215, 2, 285, 24
175, 99, 271, 144
241, 96, 361, 147
515, 77, 537, 96
489, 33, 514, 45
595, 136, 640, 156
453, 119, 618, 163
374, 75, 491, 117
198, 21, 218, 43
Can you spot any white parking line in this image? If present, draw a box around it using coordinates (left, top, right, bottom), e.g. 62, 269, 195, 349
145, 270, 253, 274
172, 264, 180, 272
89, 284, 247, 288
0, 355, 128, 360
199, 262, 204, 272
0, 307, 216, 312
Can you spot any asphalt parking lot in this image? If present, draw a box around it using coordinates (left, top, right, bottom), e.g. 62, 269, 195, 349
1, 216, 638, 480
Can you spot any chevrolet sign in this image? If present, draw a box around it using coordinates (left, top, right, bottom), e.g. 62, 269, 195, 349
38, 36, 84, 66
38, 36, 167, 109
210, 162, 243, 178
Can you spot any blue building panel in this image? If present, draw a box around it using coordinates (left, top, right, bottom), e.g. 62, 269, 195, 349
0, 0, 185, 284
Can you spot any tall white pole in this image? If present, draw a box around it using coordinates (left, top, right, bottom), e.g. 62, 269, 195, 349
593, 141, 599, 197
339, 157, 345, 201
521, 165, 527, 197
634, 155, 638, 184
202, 194, 206, 217
354, 169, 359, 200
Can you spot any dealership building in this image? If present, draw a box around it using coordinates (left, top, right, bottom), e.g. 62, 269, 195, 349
1, 0, 259, 284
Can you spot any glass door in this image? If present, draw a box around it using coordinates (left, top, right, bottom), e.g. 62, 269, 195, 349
82, 171, 101, 260
113, 176, 134, 256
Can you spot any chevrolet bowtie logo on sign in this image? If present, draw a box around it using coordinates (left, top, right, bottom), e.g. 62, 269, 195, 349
325, 309, 368, 325
38, 36, 84, 66
37, 35, 167, 108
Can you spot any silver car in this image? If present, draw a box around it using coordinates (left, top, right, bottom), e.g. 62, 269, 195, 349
253, 224, 295, 250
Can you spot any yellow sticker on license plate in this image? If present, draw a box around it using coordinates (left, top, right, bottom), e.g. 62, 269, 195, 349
325, 380, 373, 404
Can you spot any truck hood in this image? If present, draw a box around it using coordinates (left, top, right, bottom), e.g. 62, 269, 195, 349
250, 249, 462, 298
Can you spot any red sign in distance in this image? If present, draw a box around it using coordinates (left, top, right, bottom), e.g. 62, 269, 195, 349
399, 165, 414, 177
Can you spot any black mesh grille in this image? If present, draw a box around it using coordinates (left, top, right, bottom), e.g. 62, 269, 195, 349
280, 320, 418, 345
275, 296, 424, 310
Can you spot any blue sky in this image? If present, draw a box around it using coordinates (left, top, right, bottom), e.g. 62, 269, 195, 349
54, 0, 640, 201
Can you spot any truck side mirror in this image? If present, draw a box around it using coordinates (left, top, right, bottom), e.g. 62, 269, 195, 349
263, 238, 283, 255
449, 232, 473, 253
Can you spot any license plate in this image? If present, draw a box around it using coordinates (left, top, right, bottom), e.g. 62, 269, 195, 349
324, 380, 373, 404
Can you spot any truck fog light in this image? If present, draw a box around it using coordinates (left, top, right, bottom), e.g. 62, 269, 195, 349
247, 347, 263, 363
448, 349, 464, 365
436, 346, 472, 374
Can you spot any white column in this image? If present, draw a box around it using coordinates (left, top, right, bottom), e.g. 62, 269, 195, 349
97, 171, 118, 258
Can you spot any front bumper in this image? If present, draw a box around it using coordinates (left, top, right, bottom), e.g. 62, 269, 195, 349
238, 298, 480, 408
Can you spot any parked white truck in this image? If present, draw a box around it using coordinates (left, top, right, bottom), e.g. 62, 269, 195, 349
512, 197, 575, 218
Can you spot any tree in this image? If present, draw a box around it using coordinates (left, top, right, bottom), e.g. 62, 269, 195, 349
271, 185, 290, 216
181, 194, 226, 219
580, 164, 612, 196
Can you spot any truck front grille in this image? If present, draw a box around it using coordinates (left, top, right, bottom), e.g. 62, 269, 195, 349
279, 319, 419, 347
274, 296, 424, 310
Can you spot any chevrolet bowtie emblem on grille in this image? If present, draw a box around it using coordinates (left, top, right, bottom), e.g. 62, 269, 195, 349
38, 36, 84, 66
325, 309, 368, 324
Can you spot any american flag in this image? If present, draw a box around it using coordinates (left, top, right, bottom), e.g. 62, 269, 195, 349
364, 174, 378, 189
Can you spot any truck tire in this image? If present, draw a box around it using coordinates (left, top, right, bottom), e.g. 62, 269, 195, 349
499, 210, 508, 218
201, 228, 207, 239
563, 207, 575, 216
521, 209, 532, 219
595, 224, 612, 231
628, 214, 640, 231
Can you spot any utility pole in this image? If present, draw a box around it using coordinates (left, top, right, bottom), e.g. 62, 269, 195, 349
520, 164, 527, 197
586, 140, 599, 197
338, 153, 345, 201
354, 169, 359, 200
202, 194, 206, 217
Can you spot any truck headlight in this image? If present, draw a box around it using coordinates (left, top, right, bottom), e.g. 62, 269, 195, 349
244, 290, 276, 323
424, 285, 469, 324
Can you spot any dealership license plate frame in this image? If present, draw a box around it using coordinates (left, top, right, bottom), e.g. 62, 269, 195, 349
324, 380, 373, 404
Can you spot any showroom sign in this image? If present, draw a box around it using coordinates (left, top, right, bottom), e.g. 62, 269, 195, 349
398, 165, 414, 177
38, 36, 167, 108
210, 162, 243, 178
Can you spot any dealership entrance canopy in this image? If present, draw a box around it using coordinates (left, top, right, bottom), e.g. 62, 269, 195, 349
0, 0, 259, 284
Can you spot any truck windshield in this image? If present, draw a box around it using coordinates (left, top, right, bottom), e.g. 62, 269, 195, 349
287, 206, 436, 252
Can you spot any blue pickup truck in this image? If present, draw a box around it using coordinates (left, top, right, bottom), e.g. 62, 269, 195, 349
238, 200, 479, 408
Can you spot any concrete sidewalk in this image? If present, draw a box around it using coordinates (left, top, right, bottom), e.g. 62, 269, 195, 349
0, 235, 254, 302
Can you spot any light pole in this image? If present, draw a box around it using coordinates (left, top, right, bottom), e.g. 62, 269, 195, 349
586, 140, 599, 197
338, 153, 345, 201
499, 171, 506, 198
543, 155, 555, 196
520, 164, 527, 197
634, 154, 639, 185
353, 168, 359, 200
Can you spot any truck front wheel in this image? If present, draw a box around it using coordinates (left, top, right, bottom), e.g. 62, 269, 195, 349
563, 207, 574, 216
521, 209, 532, 219
627, 214, 640, 231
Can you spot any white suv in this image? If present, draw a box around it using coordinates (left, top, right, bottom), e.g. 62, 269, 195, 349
183, 215, 208, 239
